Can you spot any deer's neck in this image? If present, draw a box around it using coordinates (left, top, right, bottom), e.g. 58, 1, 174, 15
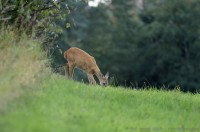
94, 69, 104, 81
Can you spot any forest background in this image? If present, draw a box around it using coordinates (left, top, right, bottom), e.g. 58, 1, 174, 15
2, 0, 200, 92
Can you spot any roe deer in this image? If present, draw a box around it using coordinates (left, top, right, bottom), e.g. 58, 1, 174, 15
64, 47, 109, 86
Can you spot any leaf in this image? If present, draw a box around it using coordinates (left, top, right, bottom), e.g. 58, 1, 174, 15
66, 23, 70, 28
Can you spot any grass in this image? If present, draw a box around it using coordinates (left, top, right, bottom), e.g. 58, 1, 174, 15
0, 30, 200, 132
0, 75, 200, 132
0, 30, 50, 111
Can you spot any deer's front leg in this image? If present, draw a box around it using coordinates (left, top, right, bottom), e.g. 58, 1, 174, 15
68, 63, 75, 79
87, 73, 96, 85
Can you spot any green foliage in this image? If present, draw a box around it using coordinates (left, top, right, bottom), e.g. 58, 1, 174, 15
0, 76, 200, 132
133, 0, 200, 92
0, 0, 72, 37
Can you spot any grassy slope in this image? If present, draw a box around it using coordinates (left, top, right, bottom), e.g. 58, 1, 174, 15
0, 31, 200, 132
0, 75, 200, 132
0, 31, 49, 111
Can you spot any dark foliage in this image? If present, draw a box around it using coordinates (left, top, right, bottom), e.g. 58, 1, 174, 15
53, 0, 200, 92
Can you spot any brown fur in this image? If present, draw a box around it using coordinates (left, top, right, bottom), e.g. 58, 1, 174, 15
64, 47, 109, 86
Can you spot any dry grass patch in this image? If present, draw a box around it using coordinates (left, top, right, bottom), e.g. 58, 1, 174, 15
0, 31, 50, 111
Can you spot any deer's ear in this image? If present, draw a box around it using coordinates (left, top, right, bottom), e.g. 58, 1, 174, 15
105, 72, 109, 79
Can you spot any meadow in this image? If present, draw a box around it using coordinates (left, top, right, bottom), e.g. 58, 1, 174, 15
0, 31, 200, 132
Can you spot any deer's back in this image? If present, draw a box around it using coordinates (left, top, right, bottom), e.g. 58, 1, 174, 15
64, 47, 98, 73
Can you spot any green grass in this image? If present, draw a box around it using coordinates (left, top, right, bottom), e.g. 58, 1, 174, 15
0, 75, 200, 132
0, 30, 200, 132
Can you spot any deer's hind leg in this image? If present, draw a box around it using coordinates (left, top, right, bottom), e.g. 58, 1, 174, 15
64, 63, 69, 79
68, 63, 75, 79
87, 73, 96, 85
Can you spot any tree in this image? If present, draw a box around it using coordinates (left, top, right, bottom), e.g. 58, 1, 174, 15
0, 0, 71, 37
133, 0, 200, 92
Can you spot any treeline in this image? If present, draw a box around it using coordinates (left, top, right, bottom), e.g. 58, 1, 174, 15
53, 0, 200, 92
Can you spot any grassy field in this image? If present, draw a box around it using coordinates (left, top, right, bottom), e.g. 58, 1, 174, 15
0, 31, 200, 132
1, 75, 200, 132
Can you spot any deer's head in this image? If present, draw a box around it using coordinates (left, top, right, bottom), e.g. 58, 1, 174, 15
100, 72, 109, 86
